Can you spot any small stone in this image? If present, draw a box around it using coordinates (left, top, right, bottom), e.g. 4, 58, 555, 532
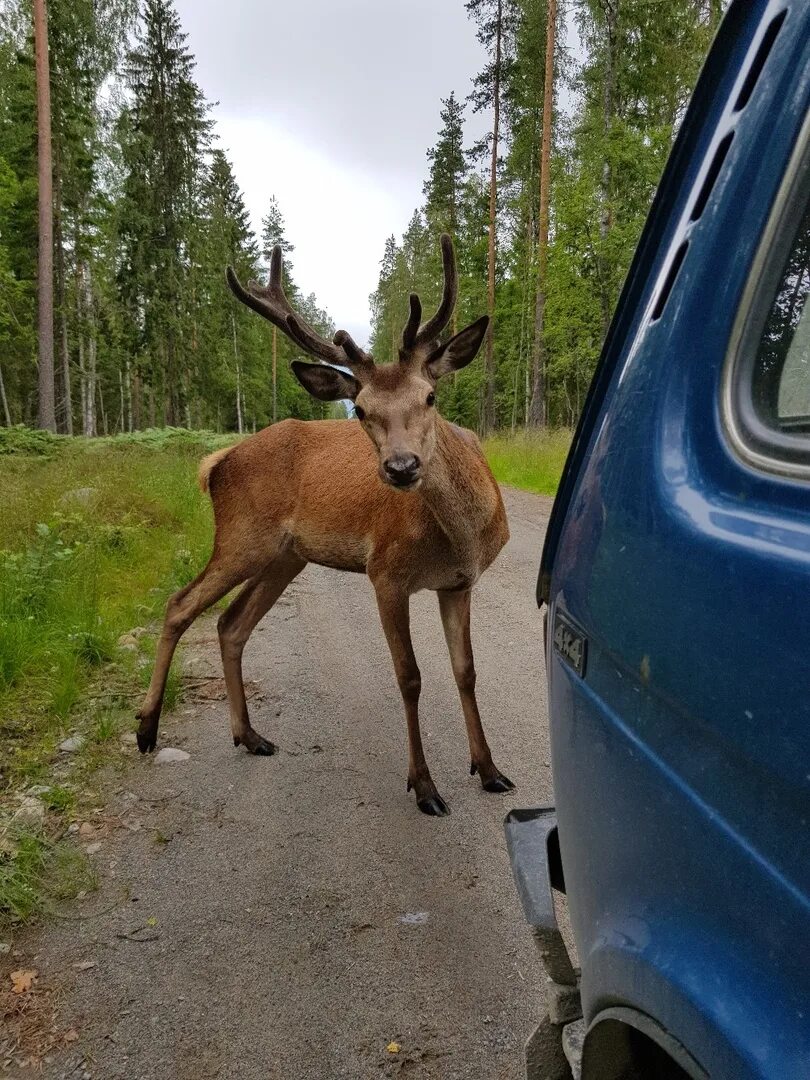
78, 822, 96, 838
129, 627, 148, 639
117, 634, 138, 651
66, 822, 79, 835
120, 732, 138, 746
27, 784, 52, 796
154, 748, 190, 765
85, 843, 102, 855
13, 797, 45, 828
72, 960, 96, 971
59, 486, 97, 508
0, 943, 10, 955
59, 735, 85, 753
398, 912, 429, 926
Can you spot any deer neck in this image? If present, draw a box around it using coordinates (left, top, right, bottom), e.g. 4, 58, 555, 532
420, 416, 504, 558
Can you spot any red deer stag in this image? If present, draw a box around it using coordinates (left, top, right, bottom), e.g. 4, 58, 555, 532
136, 234, 513, 815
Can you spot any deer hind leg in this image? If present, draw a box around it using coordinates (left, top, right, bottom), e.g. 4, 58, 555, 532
217, 551, 307, 755
136, 553, 253, 753
374, 582, 449, 817
438, 588, 514, 794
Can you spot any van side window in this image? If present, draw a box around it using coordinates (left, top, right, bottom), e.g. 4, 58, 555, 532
752, 198, 810, 435
725, 125, 810, 478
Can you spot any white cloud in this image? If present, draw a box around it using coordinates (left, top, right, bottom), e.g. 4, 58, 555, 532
175, 0, 489, 349
215, 111, 420, 347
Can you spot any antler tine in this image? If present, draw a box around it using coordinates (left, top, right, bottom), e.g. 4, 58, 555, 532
226, 248, 346, 367
401, 293, 422, 352
333, 329, 374, 373
416, 233, 457, 344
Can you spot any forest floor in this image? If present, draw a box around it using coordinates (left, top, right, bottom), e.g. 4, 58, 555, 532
0, 472, 560, 1079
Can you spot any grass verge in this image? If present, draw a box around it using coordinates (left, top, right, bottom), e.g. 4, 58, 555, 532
483, 428, 572, 496
0, 426, 235, 934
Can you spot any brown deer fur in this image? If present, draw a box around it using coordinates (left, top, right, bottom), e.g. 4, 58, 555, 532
136, 234, 513, 816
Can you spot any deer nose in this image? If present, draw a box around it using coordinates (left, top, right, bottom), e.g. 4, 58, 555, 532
384, 454, 421, 486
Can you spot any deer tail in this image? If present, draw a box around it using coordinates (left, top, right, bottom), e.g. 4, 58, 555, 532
198, 446, 234, 494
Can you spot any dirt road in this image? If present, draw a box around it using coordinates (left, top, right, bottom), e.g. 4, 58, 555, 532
14, 487, 556, 1080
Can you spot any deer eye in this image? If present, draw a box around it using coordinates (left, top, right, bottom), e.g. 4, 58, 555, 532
354, 405, 366, 421
426, 392, 435, 407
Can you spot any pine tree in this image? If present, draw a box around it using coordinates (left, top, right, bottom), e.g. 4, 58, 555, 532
261, 196, 295, 422
33, 0, 55, 430
47, 0, 137, 434
117, 0, 211, 426
528, 0, 557, 427
467, 0, 517, 433
423, 92, 468, 338
196, 149, 259, 431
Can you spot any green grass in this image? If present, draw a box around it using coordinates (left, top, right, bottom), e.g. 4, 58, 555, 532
0, 830, 96, 925
483, 428, 572, 496
0, 426, 236, 932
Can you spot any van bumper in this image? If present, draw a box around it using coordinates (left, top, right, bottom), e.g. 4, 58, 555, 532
504, 807, 583, 1079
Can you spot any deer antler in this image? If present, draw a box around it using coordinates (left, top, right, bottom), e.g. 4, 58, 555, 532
226, 248, 374, 375
400, 234, 458, 357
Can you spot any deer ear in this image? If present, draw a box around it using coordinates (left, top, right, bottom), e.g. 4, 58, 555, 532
424, 316, 489, 380
291, 361, 360, 402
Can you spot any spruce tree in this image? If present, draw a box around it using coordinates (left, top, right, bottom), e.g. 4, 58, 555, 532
261, 196, 295, 422
117, 0, 211, 426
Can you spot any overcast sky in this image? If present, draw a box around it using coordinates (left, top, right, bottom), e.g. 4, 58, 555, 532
173, 0, 493, 346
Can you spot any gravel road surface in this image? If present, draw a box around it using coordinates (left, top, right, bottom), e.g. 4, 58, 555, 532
10, 487, 556, 1080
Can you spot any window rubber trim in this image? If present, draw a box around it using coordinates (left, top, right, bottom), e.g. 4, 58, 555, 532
721, 104, 810, 480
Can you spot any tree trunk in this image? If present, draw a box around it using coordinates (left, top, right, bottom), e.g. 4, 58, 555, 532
34, 0, 56, 431
77, 266, 86, 426
82, 262, 97, 436
272, 326, 278, 423
598, 2, 618, 341
483, 0, 502, 435
131, 364, 140, 430
54, 152, 72, 434
118, 367, 125, 434
232, 313, 243, 434
0, 359, 11, 426
97, 379, 107, 435
528, 0, 557, 428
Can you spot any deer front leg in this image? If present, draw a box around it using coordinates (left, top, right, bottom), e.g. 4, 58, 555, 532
136, 555, 252, 753
217, 552, 306, 755
438, 588, 514, 794
374, 582, 449, 817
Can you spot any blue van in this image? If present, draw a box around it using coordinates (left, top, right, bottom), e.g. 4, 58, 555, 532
505, 2, 810, 1078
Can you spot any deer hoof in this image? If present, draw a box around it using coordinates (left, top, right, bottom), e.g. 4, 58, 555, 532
417, 793, 450, 817
235, 730, 277, 756
482, 772, 515, 794
136, 729, 156, 754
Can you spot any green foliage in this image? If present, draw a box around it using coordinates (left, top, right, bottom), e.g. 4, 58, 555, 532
369, 0, 724, 432
0, 0, 335, 437
0, 424, 66, 455
2, 0, 726, 436
484, 427, 571, 495
0, 828, 95, 927
0, 429, 225, 789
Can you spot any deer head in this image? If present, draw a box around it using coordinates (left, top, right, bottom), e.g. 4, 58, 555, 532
226, 234, 488, 491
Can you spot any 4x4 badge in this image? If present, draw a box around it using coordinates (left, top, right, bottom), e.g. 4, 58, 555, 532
553, 613, 587, 677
